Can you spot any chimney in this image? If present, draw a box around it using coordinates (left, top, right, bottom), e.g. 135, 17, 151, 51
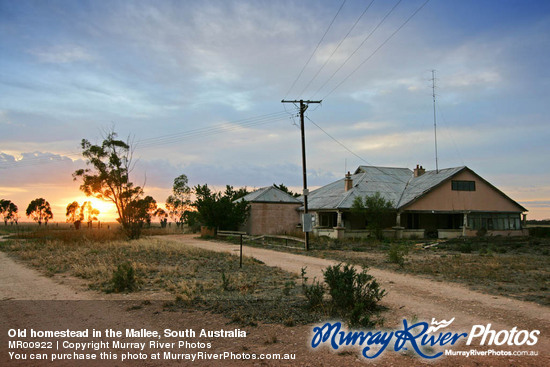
414, 164, 426, 177
344, 171, 353, 191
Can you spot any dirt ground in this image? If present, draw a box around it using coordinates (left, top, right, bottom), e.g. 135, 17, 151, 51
1, 234, 549, 366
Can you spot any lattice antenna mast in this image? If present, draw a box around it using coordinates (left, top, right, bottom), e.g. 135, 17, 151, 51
432, 70, 439, 173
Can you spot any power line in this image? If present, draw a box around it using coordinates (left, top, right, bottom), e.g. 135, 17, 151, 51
0, 111, 291, 170
297, 0, 376, 97
311, 0, 404, 99
305, 115, 372, 166
305, 115, 418, 187
321, 0, 431, 100
283, 0, 347, 99
135, 111, 289, 148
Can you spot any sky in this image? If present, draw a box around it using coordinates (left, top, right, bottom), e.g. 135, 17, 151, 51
1, 0, 549, 222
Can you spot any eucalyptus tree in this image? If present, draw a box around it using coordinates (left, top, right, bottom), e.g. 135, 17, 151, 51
73, 130, 144, 238
26, 198, 53, 226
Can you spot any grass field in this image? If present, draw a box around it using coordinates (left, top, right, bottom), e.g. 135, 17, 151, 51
0, 221, 184, 234
2, 225, 548, 325
0, 228, 324, 326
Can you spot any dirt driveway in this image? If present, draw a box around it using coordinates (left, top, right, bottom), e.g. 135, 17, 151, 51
165, 235, 550, 360
164, 235, 550, 332
1, 234, 549, 366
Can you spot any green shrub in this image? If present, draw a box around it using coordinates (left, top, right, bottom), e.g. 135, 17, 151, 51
323, 263, 386, 327
324, 263, 357, 310
476, 228, 487, 237
221, 271, 233, 291
300, 267, 325, 309
529, 227, 550, 238
458, 242, 473, 253
303, 279, 325, 309
387, 244, 408, 267
283, 280, 296, 296
111, 262, 137, 292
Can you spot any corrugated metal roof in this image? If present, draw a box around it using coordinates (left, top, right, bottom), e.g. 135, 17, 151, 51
306, 165, 467, 210
398, 166, 466, 208
235, 186, 302, 204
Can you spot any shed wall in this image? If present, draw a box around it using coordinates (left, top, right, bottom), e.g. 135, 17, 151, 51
245, 202, 301, 235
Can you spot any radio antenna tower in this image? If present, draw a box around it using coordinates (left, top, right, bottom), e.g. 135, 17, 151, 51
431, 70, 439, 173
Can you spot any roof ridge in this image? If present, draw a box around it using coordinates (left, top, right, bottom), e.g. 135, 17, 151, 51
395, 173, 414, 208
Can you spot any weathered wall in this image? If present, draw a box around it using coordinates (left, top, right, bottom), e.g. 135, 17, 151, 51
245, 202, 301, 235
404, 170, 524, 212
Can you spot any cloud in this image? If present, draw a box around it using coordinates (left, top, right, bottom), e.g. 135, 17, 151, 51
350, 121, 396, 131
29, 45, 93, 64
0, 152, 78, 185
520, 200, 550, 208
0, 110, 15, 125
1, 1, 549, 219
445, 70, 502, 88
0, 186, 27, 194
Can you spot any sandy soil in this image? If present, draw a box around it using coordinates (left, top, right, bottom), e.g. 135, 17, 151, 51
1, 234, 548, 366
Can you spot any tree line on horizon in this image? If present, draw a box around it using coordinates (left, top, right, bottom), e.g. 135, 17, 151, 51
1, 129, 300, 238
0, 198, 55, 226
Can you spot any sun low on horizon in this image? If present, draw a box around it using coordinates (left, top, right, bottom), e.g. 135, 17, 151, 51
65, 196, 119, 223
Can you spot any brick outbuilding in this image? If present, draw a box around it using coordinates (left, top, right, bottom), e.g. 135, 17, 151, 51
235, 186, 302, 236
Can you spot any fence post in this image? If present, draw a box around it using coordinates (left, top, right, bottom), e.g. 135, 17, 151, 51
240, 234, 243, 269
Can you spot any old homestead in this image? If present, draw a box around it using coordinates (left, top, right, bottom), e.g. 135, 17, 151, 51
305, 165, 527, 239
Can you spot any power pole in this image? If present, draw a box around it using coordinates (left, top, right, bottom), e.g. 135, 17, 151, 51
281, 99, 321, 251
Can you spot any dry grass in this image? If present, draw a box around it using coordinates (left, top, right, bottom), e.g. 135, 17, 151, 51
2, 224, 185, 240
0, 232, 324, 326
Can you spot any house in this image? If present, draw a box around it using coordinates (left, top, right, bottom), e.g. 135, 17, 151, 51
235, 186, 302, 235
306, 165, 527, 239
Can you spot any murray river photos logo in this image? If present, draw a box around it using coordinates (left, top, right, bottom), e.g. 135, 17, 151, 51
310, 318, 540, 359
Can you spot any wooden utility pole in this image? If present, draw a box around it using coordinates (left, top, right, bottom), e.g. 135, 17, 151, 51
281, 99, 322, 251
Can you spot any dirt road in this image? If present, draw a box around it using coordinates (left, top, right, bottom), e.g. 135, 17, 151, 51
0, 250, 363, 367
165, 235, 550, 358
1, 235, 549, 366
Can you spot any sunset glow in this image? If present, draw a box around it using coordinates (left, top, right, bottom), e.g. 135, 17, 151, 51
1, 1, 549, 221
72, 197, 119, 222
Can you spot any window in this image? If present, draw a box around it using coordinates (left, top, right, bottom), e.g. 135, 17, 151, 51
318, 212, 338, 228
468, 213, 521, 230
452, 180, 476, 191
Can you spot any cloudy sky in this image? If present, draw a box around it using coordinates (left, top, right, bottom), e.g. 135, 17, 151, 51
1, 0, 549, 222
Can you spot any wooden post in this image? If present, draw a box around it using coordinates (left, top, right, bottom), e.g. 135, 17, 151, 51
281, 99, 322, 251
239, 234, 243, 269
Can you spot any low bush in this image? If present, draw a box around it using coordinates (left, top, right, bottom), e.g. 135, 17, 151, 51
387, 244, 408, 267
110, 262, 138, 293
301, 263, 386, 328
300, 267, 324, 309
303, 279, 325, 309
529, 227, 550, 238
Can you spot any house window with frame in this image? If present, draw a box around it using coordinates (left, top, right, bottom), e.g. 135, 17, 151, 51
319, 212, 338, 228
451, 180, 476, 191
468, 213, 521, 230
